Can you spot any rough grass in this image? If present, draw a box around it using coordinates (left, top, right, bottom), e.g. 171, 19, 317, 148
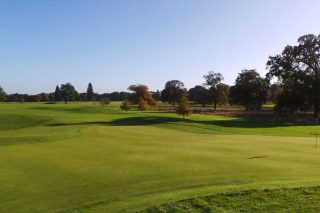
141, 186, 320, 212
0, 102, 319, 212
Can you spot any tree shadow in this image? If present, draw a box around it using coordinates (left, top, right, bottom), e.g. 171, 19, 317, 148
200, 118, 297, 128
48, 116, 188, 127
48, 116, 304, 129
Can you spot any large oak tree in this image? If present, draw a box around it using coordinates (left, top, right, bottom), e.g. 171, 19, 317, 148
230, 69, 269, 111
267, 34, 320, 117
60, 83, 78, 104
161, 80, 185, 106
203, 71, 224, 110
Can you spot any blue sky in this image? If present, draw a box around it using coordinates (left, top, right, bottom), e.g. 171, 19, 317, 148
1, 0, 320, 94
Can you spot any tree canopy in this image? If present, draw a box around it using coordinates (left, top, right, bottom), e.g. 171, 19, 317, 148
128, 84, 157, 110
203, 71, 225, 110
267, 34, 320, 117
0, 86, 7, 102
230, 69, 269, 111
161, 80, 185, 106
189, 85, 209, 106
176, 91, 191, 118
60, 83, 78, 104
54, 85, 61, 102
86, 83, 94, 101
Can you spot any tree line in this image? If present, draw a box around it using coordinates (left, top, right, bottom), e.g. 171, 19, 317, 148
1, 34, 319, 117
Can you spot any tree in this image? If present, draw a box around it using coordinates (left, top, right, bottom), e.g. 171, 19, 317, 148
54, 85, 61, 102
161, 80, 185, 106
267, 34, 320, 117
128, 84, 157, 110
229, 69, 269, 111
0, 86, 7, 102
267, 83, 283, 104
216, 83, 230, 106
87, 83, 94, 101
99, 97, 110, 106
188, 85, 210, 106
137, 98, 148, 111
120, 99, 131, 111
60, 83, 78, 104
203, 71, 224, 110
176, 91, 192, 118
40, 93, 49, 102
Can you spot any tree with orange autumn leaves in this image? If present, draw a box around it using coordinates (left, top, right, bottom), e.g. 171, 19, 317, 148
128, 84, 157, 111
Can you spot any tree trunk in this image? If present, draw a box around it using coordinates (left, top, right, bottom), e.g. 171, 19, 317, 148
214, 99, 217, 111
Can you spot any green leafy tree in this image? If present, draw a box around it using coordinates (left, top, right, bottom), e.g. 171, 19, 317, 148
229, 69, 269, 111
176, 91, 192, 118
54, 85, 61, 102
267, 83, 283, 104
0, 86, 7, 102
120, 99, 131, 111
60, 83, 78, 104
203, 71, 224, 110
188, 85, 210, 106
216, 83, 230, 106
87, 83, 94, 101
161, 80, 185, 106
267, 34, 320, 117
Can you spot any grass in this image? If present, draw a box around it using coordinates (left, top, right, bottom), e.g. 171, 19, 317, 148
0, 102, 320, 212
141, 186, 320, 212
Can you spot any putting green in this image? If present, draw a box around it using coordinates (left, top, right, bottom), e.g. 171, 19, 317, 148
0, 103, 319, 212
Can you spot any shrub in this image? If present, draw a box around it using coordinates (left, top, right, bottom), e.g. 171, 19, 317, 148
100, 97, 110, 106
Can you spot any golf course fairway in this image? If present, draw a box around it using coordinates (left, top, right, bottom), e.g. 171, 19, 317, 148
0, 102, 319, 212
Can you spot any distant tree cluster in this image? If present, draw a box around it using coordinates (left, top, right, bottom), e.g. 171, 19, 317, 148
1, 33, 319, 117
188, 72, 230, 109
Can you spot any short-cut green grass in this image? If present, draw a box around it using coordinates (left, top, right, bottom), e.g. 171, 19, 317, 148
0, 102, 319, 212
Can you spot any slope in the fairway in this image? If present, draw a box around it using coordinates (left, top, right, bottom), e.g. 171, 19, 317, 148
0, 103, 319, 213
0, 113, 50, 131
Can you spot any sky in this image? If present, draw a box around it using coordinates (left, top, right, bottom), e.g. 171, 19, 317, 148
1, 0, 320, 94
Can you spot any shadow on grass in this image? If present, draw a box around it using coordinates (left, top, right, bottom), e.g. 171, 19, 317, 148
48, 116, 301, 129
48, 117, 187, 127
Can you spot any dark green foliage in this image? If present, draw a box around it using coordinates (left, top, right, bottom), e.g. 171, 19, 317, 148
140, 186, 320, 213
54, 85, 61, 102
230, 70, 269, 111
0, 86, 7, 102
98, 92, 130, 101
86, 83, 94, 101
189, 85, 210, 106
60, 83, 79, 104
203, 71, 224, 88
161, 80, 185, 106
267, 34, 320, 117
267, 83, 282, 104
176, 92, 191, 118
120, 99, 131, 111
203, 71, 224, 110
215, 83, 230, 106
